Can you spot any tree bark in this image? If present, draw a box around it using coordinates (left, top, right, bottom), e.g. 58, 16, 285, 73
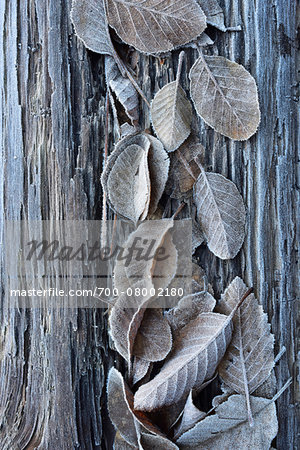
0, 0, 298, 449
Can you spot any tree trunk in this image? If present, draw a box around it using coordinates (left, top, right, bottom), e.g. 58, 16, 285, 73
0, 0, 298, 449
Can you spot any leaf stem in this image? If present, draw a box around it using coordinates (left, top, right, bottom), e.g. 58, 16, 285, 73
270, 377, 292, 403
173, 202, 186, 219
114, 50, 151, 108
176, 51, 185, 86
235, 288, 253, 312
274, 346, 286, 364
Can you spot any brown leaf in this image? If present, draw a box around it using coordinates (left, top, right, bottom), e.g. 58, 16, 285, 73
71, 0, 114, 55
193, 169, 246, 259
107, 368, 138, 446
133, 309, 173, 362
132, 358, 152, 385
165, 291, 216, 333
190, 54, 260, 140
106, 0, 206, 54
216, 277, 274, 422
173, 391, 206, 439
134, 310, 234, 411
176, 394, 278, 449
139, 433, 179, 449
102, 133, 169, 223
114, 219, 177, 291
165, 138, 203, 199
105, 56, 139, 124
151, 53, 192, 152
197, 0, 226, 31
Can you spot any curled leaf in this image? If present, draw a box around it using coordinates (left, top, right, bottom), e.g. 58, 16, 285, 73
176, 394, 278, 449
190, 54, 260, 140
132, 358, 152, 385
107, 368, 138, 446
109, 280, 154, 362
133, 309, 173, 362
193, 169, 246, 259
102, 133, 169, 222
71, 0, 114, 55
134, 311, 233, 411
108, 368, 167, 446
114, 219, 177, 291
105, 56, 139, 124
106, 0, 206, 54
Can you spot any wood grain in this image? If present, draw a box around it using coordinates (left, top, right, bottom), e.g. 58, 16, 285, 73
0, 0, 298, 448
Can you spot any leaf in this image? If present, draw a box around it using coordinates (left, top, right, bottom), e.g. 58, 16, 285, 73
102, 133, 169, 222
132, 358, 152, 385
252, 372, 277, 399
216, 277, 274, 422
133, 309, 173, 362
114, 431, 138, 449
167, 262, 214, 304
121, 123, 136, 138
114, 219, 177, 291
105, 56, 139, 124
106, 0, 206, 54
109, 280, 154, 362
139, 433, 179, 450
151, 52, 192, 152
193, 169, 246, 259
165, 291, 216, 333
71, 0, 114, 55
134, 310, 234, 411
173, 391, 206, 439
176, 394, 278, 449
104, 138, 150, 223
165, 137, 204, 199
147, 135, 170, 215
107, 368, 139, 446
192, 217, 204, 252
189, 54, 260, 140
197, 0, 226, 31
108, 368, 167, 446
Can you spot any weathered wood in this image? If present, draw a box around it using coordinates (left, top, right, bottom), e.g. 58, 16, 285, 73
0, 0, 298, 449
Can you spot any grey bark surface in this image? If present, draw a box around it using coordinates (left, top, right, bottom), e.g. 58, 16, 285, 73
0, 0, 299, 449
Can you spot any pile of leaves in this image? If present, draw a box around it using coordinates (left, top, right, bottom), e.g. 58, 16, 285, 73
71, 0, 290, 448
